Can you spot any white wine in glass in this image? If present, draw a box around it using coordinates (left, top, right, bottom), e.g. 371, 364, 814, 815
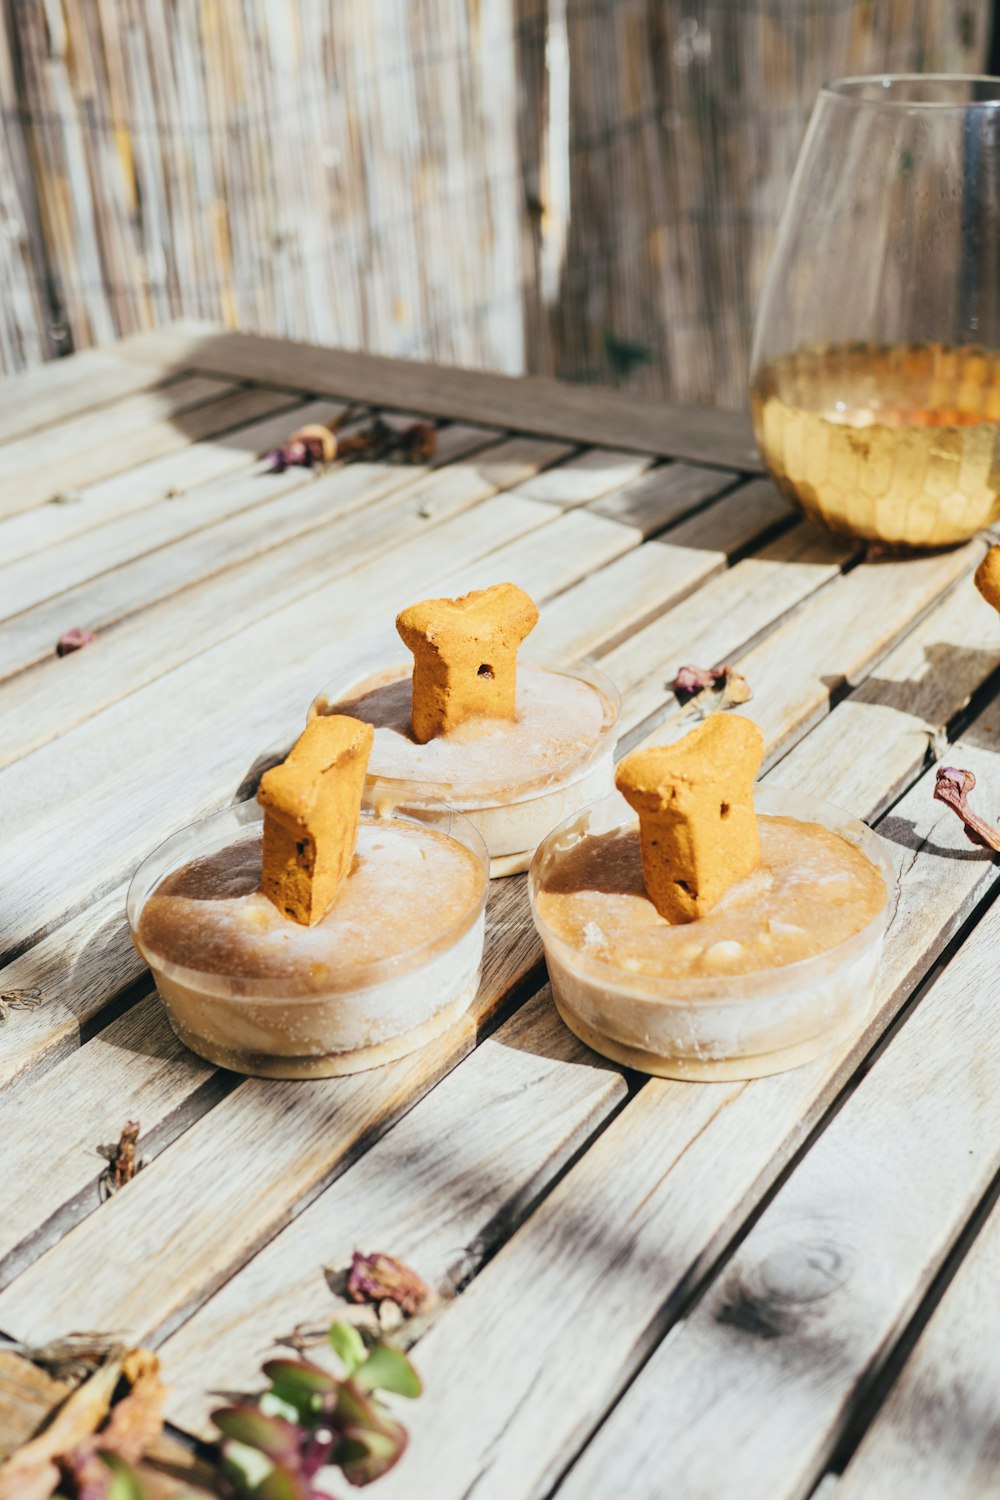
750, 77, 1000, 549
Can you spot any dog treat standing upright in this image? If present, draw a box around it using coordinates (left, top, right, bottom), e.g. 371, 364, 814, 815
616, 714, 765, 923
975, 543, 1000, 614
396, 583, 539, 743
258, 715, 373, 925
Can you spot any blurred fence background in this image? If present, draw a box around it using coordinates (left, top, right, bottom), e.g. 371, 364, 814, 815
0, 0, 994, 405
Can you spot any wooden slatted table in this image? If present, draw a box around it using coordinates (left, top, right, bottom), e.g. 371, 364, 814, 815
3, 322, 1000, 1499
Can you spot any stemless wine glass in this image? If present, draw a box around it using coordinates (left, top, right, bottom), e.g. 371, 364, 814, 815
750, 76, 1000, 548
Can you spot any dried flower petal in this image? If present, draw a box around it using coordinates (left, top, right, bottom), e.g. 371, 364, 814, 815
933, 766, 1000, 852
0, 986, 42, 1025
57, 628, 98, 657
346, 1253, 429, 1317
671, 664, 751, 714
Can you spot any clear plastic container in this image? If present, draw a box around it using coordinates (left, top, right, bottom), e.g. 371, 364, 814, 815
310, 654, 621, 877
528, 788, 898, 1081
128, 797, 488, 1079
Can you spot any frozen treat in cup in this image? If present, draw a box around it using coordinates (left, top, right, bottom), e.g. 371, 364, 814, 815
128, 715, 488, 1079
529, 715, 897, 1080
310, 583, 621, 877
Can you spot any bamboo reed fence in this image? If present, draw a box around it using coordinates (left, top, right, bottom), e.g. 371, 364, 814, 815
0, 0, 991, 405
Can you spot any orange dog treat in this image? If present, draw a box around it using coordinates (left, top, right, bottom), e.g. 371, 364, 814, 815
396, 583, 539, 744
258, 715, 373, 925
975, 544, 1000, 614
615, 714, 765, 923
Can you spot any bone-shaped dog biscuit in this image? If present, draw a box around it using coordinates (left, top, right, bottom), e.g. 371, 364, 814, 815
975, 544, 1000, 614
615, 714, 764, 923
396, 583, 539, 743
258, 714, 373, 925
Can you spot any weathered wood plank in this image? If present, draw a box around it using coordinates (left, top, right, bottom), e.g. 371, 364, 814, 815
834, 1195, 1000, 1500
0, 419, 502, 677
0, 346, 177, 447
558, 754, 1000, 1500
0, 884, 146, 1092
0, 375, 238, 519
533, 482, 793, 660
360, 709, 1000, 1500
28, 988, 623, 1442
514, 445, 653, 507
0, 998, 219, 1289
591, 461, 744, 535
0, 401, 352, 622
0, 434, 568, 760
0, 392, 329, 569
765, 579, 1000, 819
116, 324, 764, 471
618, 539, 982, 761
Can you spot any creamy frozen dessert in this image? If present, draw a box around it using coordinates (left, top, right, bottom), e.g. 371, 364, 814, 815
312, 584, 620, 876
529, 716, 895, 1080
129, 716, 488, 1078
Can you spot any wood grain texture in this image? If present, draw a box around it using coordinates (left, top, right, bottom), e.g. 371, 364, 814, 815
117, 325, 763, 470
366, 716, 1000, 1500
533, 482, 792, 660
0, 391, 322, 568
0, 374, 237, 518
0, 433, 568, 764
0, 417, 500, 678
0, 399, 350, 623
0, 995, 221, 1289
835, 1194, 1000, 1500
0, 883, 144, 1091
621, 537, 982, 761
0, 348, 176, 446
159, 987, 626, 1436
605, 522, 859, 742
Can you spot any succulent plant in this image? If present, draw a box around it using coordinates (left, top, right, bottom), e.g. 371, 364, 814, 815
214, 1322, 421, 1498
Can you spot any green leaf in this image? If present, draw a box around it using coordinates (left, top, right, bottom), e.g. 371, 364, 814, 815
355, 1344, 422, 1399
221, 1437, 275, 1490
213, 1404, 297, 1459
258, 1464, 312, 1500
101, 1454, 147, 1500
328, 1320, 366, 1376
263, 1358, 338, 1400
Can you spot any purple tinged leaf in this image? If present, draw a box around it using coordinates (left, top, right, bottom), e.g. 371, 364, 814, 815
213, 1405, 299, 1460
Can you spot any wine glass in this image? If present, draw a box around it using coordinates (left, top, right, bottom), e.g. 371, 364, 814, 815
750, 75, 1000, 549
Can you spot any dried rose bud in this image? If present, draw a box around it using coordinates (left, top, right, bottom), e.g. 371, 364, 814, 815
57, 627, 97, 656
346, 1252, 429, 1317
933, 765, 1000, 852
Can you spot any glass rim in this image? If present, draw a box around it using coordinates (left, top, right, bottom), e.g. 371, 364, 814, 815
821, 73, 1000, 109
